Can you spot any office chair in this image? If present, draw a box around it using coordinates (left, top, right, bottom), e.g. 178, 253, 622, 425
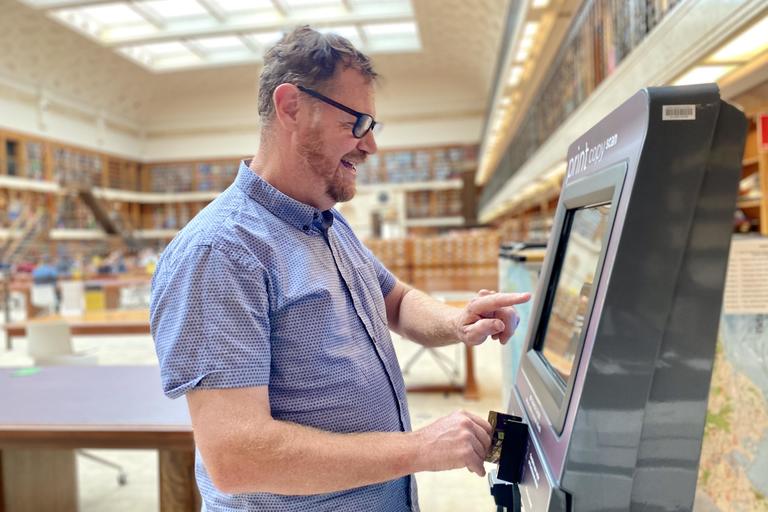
26, 322, 128, 485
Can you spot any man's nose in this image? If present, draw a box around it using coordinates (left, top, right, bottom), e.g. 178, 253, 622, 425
358, 129, 378, 155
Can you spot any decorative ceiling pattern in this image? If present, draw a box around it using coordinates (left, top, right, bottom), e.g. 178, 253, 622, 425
2, 0, 508, 128
1, 0, 154, 121
18, 0, 422, 72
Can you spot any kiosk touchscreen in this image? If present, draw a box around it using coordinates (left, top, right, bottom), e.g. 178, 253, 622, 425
490, 84, 747, 511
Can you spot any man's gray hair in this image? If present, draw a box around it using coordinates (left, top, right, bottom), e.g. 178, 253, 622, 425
258, 25, 378, 125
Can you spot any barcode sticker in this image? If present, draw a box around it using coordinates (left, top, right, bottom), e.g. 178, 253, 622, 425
662, 105, 696, 121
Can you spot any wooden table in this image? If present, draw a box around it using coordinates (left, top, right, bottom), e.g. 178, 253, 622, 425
4, 309, 150, 339
3, 277, 151, 319
0, 365, 198, 512
404, 298, 479, 400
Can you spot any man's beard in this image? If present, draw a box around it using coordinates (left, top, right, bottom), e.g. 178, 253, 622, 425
297, 127, 357, 204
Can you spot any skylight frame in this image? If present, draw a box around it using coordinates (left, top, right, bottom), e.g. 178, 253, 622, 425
18, 0, 421, 72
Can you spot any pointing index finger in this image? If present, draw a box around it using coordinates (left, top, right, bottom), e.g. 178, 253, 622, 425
468, 292, 531, 315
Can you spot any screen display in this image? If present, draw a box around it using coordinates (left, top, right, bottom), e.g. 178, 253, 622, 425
539, 203, 612, 384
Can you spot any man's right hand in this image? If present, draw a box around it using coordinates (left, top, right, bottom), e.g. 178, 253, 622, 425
414, 410, 493, 477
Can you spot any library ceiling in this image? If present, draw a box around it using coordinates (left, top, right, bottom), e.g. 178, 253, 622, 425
2, 0, 507, 124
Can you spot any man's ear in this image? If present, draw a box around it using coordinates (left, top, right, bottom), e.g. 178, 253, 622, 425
272, 83, 300, 133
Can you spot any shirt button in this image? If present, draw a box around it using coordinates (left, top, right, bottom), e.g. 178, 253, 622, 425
302, 225, 309, 231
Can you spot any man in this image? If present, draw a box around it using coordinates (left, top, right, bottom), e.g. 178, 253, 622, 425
151, 26, 531, 512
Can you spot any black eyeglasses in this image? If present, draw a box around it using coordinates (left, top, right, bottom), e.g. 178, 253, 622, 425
297, 85, 381, 139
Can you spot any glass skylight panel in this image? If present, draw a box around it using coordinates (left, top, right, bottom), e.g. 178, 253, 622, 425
26, 0, 420, 71
80, 3, 147, 26
349, 0, 396, 4
283, 0, 345, 19
245, 31, 285, 49
283, 0, 341, 9
102, 22, 159, 42
118, 46, 153, 65
363, 21, 417, 37
364, 22, 420, 51
118, 41, 199, 67
140, 41, 195, 56
211, 0, 277, 16
152, 53, 204, 70
348, 0, 412, 15
142, 0, 210, 19
318, 26, 362, 46
51, 9, 101, 36
192, 35, 247, 52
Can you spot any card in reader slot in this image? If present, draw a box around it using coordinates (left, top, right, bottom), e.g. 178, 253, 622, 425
485, 411, 523, 463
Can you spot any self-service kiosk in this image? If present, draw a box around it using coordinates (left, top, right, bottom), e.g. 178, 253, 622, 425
490, 84, 747, 511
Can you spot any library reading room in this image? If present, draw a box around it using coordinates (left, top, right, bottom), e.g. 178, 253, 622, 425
1, 0, 767, 511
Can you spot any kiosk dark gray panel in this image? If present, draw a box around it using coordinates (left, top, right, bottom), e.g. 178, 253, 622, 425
498, 84, 747, 512
630, 101, 747, 509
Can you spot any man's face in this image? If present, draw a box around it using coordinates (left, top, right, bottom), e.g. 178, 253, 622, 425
296, 68, 378, 204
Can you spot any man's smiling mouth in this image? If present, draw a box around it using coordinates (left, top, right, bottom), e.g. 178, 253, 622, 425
340, 159, 357, 174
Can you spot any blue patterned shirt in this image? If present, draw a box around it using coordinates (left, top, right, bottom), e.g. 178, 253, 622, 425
151, 161, 418, 511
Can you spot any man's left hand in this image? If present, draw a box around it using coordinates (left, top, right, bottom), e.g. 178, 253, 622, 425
454, 290, 532, 346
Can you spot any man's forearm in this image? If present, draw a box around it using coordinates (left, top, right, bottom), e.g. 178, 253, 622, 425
205, 417, 425, 495
396, 288, 461, 347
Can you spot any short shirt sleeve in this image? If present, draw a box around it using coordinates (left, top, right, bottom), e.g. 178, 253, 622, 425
150, 244, 271, 399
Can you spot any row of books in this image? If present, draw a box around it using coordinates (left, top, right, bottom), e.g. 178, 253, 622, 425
482, 0, 682, 207
148, 164, 196, 193
1, 135, 243, 193
365, 232, 501, 270
3, 133, 477, 197
0, 187, 50, 219
146, 162, 240, 193
143, 204, 196, 230
405, 190, 464, 219
357, 146, 477, 185
411, 233, 500, 266
107, 159, 141, 191
498, 214, 554, 245
54, 148, 104, 187
410, 265, 498, 292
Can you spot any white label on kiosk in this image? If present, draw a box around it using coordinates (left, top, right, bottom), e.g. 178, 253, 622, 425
662, 104, 696, 120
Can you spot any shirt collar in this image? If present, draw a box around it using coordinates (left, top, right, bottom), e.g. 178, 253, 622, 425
235, 160, 334, 232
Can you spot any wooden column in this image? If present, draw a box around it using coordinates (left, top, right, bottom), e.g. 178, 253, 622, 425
159, 449, 200, 512
463, 344, 480, 400
0, 133, 7, 175
461, 171, 478, 226
44, 141, 57, 258
140, 165, 151, 193
101, 155, 109, 188
191, 164, 200, 192
17, 138, 27, 179
0, 449, 5, 512
0, 449, 78, 512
